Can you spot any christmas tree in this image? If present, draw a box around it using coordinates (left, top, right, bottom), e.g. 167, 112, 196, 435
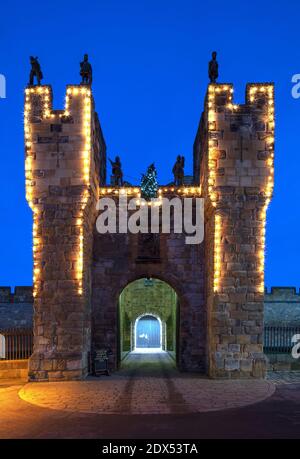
140, 163, 158, 200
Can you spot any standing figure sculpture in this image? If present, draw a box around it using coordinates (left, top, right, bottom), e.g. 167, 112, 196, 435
29, 56, 43, 86
109, 156, 123, 186
80, 54, 92, 85
172, 155, 185, 186
208, 51, 218, 83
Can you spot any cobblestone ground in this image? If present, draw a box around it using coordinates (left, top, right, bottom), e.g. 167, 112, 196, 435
1, 354, 300, 438
19, 353, 275, 415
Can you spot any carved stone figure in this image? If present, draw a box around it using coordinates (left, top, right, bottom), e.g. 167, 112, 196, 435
80, 54, 92, 85
29, 56, 43, 86
172, 155, 185, 186
208, 51, 218, 83
109, 156, 123, 186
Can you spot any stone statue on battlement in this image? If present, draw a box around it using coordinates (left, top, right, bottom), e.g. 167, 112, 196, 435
172, 155, 185, 186
80, 54, 92, 85
109, 156, 123, 186
208, 51, 218, 83
29, 56, 43, 86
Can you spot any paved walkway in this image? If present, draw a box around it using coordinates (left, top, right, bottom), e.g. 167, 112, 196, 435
19, 353, 274, 415
267, 370, 300, 385
1, 353, 300, 438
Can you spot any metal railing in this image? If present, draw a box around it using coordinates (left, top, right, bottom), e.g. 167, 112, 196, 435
0, 325, 299, 360
0, 328, 33, 360
264, 326, 300, 354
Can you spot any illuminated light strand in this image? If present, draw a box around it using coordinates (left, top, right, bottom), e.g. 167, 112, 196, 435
99, 186, 202, 203
77, 222, 84, 295
98, 185, 202, 208
258, 202, 269, 293
32, 210, 40, 297
64, 87, 92, 295
214, 214, 222, 293
248, 84, 274, 293
24, 87, 52, 298
207, 84, 233, 207
77, 188, 90, 295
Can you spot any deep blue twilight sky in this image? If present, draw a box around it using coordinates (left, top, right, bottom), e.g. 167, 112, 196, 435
0, 0, 299, 288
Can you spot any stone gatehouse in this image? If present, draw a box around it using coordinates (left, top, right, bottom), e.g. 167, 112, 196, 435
23, 80, 274, 381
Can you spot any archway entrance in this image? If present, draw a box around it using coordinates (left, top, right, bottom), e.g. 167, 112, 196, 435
118, 278, 178, 365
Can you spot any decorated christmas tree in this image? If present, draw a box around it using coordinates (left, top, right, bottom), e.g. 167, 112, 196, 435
140, 163, 158, 200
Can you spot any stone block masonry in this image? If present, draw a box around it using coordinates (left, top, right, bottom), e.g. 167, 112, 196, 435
265, 287, 300, 326
92, 208, 205, 372
2, 285, 295, 334
0, 286, 33, 329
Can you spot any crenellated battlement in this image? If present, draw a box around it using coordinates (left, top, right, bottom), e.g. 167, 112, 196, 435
195, 83, 274, 205
5, 285, 299, 303
0, 286, 33, 303
24, 84, 107, 298
265, 287, 300, 297
24, 85, 106, 211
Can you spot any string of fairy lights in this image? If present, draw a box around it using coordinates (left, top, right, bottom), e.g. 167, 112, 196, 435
248, 85, 275, 293
24, 85, 92, 296
207, 84, 233, 293
99, 186, 202, 206
207, 83, 275, 294
24, 86, 52, 297
66, 87, 92, 295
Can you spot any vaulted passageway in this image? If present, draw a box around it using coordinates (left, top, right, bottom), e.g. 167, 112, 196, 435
118, 278, 178, 367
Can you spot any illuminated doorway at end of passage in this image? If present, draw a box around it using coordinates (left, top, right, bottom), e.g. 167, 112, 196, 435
133, 314, 162, 353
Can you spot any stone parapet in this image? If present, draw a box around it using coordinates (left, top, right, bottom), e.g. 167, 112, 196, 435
265, 287, 300, 326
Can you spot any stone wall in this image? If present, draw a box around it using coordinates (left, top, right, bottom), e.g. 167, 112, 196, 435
92, 195, 205, 372
0, 287, 33, 330
3, 285, 298, 331
264, 288, 300, 371
0, 360, 29, 379
265, 287, 300, 326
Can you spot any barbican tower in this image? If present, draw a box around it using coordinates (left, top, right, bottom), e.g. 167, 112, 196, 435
24, 80, 274, 381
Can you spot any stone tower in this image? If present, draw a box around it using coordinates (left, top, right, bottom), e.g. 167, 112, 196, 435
24, 81, 274, 381
25, 85, 105, 380
195, 83, 274, 377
